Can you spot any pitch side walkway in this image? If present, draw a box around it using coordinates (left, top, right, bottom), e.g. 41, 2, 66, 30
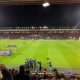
57, 68, 80, 74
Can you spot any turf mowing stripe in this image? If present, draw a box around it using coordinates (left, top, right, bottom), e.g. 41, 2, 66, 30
0, 40, 35, 66
5, 40, 38, 66
0, 40, 80, 68
48, 40, 70, 68
64, 41, 80, 68
33, 40, 48, 67
56, 41, 80, 68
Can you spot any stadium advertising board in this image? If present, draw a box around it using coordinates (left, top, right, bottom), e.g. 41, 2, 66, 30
0, 50, 12, 56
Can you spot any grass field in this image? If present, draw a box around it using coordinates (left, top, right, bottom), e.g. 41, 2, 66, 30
0, 40, 80, 68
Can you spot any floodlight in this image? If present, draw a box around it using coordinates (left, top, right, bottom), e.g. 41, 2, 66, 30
31, 26, 34, 29
42, 2, 50, 7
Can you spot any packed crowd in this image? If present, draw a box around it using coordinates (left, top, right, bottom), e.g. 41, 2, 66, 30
0, 30, 79, 40
0, 64, 80, 80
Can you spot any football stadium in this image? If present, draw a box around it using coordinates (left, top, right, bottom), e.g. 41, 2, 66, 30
0, 0, 80, 80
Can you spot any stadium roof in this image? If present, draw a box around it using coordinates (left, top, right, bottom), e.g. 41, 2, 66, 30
0, 0, 80, 5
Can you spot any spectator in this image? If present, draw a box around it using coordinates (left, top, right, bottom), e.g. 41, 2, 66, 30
25, 70, 32, 80
0, 70, 3, 80
14, 65, 31, 80
11, 68, 16, 76
43, 68, 48, 79
33, 72, 40, 80
1, 68, 13, 80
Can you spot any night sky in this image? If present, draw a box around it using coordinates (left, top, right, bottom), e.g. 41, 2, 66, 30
0, 4, 80, 27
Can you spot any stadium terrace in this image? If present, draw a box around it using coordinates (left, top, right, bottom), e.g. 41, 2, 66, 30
0, 28, 79, 40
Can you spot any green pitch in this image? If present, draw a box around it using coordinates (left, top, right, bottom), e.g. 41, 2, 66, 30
0, 40, 80, 68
